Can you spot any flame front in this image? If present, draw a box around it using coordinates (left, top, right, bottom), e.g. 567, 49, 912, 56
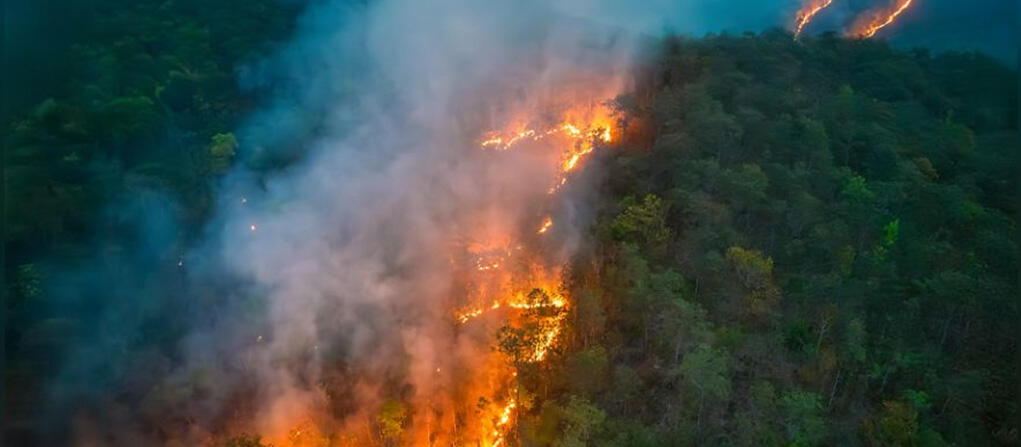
850, 0, 915, 38
448, 101, 614, 446
250, 75, 619, 446
793, 0, 834, 38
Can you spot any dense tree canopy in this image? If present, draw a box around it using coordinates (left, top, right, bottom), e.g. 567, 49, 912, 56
4, 3, 1017, 446
558, 31, 1017, 446
4, 1, 300, 444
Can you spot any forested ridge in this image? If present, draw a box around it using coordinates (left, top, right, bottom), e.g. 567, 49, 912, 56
556, 32, 1018, 445
4, 1, 301, 443
4, 2, 1018, 446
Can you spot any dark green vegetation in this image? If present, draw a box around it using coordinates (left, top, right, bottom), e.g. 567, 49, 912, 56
523, 32, 1017, 446
4, 1, 300, 444
4, 2, 1017, 446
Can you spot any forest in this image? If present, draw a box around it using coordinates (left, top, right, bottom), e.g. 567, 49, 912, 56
4, 0, 1017, 446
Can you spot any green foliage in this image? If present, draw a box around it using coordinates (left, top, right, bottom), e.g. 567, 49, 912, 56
779, 391, 827, 446
3, 1, 300, 444
734, 381, 783, 445
548, 31, 1016, 447
222, 434, 272, 447
678, 344, 731, 402
99, 95, 161, 142
881, 219, 900, 247
5, 12, 1017, 446
573, 290, 606, 347
610, 194, 672, 250
725, 246, 773, 290
726, 246, 781, 319
208, 132, 239, 174
902, 389, 931, 411
841, 175, 874, 203
566, 346, 609, 395
555, 396, 606, 447
875, 400, 920, 446
377, 399, 408, 443
843, 318, 867, 364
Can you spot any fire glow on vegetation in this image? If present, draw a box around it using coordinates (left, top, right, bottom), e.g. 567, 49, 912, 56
455, 288, 567, 325
490, 399, 516, 447
790, 0, 916, 40
479, 111, 614, 183
793, 0, 834, 38
850, 0, 914, 38
186, 1, 639, 445
441, 101, 615, 446
247, 98, 617, 447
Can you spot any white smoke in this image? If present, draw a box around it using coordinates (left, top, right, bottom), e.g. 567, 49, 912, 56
189, 0, 641, 443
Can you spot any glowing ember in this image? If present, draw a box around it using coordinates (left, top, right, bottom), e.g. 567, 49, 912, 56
457, 306, 486, 324
507, 291, 566, 310
537, 217, 553, 234
851, 0, 914, 38
477, 262, 501, 271
530, 313, 566, 361
487, 398, 517, 447
793, 0, 834, 38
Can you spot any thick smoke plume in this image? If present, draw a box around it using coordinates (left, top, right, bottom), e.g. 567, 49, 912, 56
44, 0, 1014, 445
157, 0, 638, 444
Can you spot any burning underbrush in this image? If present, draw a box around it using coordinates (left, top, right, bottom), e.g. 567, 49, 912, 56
234, 95, 624, 447
128, 2, 645, 445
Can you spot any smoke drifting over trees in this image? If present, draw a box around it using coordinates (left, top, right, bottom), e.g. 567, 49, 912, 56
4, 0, 1016, 446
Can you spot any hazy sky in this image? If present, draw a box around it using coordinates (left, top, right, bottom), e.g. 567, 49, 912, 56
558, 0, 1017, 65
4, 0, 1015, 112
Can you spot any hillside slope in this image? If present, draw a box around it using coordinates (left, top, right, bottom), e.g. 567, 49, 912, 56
533, 31, 1017, 446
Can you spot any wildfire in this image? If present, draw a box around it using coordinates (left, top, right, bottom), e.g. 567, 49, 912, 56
537, 217, 553, 234
447, 102, 617, 444
490, 399, 516, 447
530, 313, 566, 361
267, 98, 618, 447
507, 291, 566, 310
477, 262, 501, 271
850, 0, 914, 38
478, 113, 613, 183
481, 130, 538, 149
793, 0, 834, 38
479, 121, 610, 154
454, 289, 567, 324
457, 306, 486, 324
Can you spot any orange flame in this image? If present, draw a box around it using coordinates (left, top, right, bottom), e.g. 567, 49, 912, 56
537, 217, 553, 234
478, 108, 614, 186
454, 289, 567, 325
851, 0, 914, 38
487, 398, 516, 447
266, 97, 618, 447
459, 104, 613, 442
793, 0, 834, 38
